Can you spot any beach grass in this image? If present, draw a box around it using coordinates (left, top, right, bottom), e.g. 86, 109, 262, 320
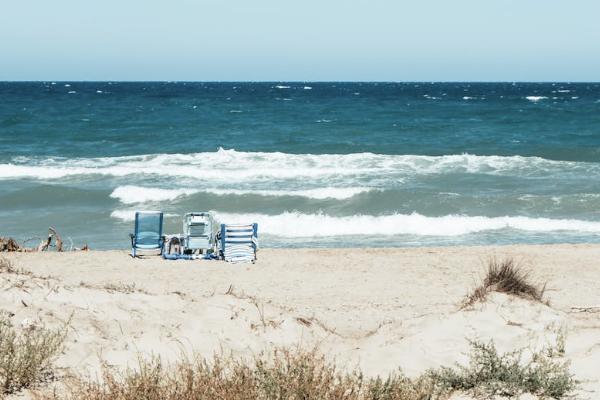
0, 256, 16, 274
463, 258, 547, 308
59, 341, 574, 400
0, 314, 66, 395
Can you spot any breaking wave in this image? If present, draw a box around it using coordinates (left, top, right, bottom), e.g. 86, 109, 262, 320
110, 210, 600, 237
109, 185, 374, 204
1, 148, 597, 182
526, 96, 548, 102
110, 186, 199, 204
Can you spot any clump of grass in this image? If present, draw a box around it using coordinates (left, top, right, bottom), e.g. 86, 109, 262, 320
65, 349, 435, 400
0, 256, 16, 274
463, 258, 547, 308
0, 315, 66, 395
103, 282, 138, 294
431, 340, 576, 399
0, 256, 32, 277
63, 341, 575, 400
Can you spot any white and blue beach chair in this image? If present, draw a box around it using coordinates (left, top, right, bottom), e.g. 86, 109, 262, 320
219, 223, 258, 263
129, 211, 164, 257
183, 212, 219, 254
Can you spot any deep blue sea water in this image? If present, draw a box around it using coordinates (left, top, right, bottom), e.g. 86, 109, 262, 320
1, 82, 600, 249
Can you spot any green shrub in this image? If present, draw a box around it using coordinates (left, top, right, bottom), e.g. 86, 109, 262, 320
431, 340, 575, 398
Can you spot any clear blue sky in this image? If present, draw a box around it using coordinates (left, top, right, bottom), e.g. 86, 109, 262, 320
1, 0, 599, 81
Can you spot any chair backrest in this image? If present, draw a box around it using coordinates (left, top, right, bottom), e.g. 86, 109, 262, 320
220, 223, 258, 262
183, 212, 217, 250
134, 211, 163, 246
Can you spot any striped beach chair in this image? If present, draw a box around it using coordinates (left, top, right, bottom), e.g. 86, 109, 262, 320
219, 223, 258, 263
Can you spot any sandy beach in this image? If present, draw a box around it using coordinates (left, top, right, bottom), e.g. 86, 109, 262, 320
1, 244, 599, 398
3, 1, 599, 398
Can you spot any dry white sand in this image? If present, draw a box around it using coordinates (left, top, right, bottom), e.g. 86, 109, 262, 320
2, 244, 600, 399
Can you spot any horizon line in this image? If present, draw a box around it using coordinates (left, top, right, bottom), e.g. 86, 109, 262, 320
1, 80, 599, 84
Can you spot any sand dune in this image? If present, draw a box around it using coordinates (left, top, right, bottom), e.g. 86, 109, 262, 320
1, 245, 600, 398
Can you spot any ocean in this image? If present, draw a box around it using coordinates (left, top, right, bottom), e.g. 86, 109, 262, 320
1, 81, 600, 249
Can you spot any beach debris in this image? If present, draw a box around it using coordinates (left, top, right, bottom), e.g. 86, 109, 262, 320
0, 237, 21, 252
38, 227, 63, 252
1, 227, 88, 252
225, 284, 235, 295
570, 305, 600, 313
295, 317, 313, 327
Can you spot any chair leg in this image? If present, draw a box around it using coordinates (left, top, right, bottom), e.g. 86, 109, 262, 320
131, 247, 136, 258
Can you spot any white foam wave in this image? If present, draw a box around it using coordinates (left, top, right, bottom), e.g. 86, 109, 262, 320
214, 212, 600, 237
275, 85, 290, 89
110, 210, 600, 237
526, 96, 548, 102
110, 186, 198, 204
110, 185, 374, 204
205, 187, 374, 200
110, 209, 177, 221
1, 149, 596, 183
110, 209, 136, 221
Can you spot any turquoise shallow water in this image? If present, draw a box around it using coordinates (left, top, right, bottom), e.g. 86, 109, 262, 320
1, 82, 600, 248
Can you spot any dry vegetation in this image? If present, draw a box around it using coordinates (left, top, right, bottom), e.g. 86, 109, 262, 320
0, 257, 67, 396
53, 341, 574, 400
62, 350, 432, 400
0, 314, 66, 395
463, 258, 547, 308
0, 257, 17, 274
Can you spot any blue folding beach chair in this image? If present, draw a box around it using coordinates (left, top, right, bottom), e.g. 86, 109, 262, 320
219, 223, 258, 263
129, 211, 164, 257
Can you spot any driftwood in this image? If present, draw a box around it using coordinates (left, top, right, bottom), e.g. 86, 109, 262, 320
77, 244, 89, 251
0, 237, 21, 252
1, 227, 87, 252
37, 234, 51, 252
571, 306, 600, 313
37, 227, 63, 252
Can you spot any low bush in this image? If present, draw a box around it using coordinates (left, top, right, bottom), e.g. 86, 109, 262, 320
62, 341, 574, 400
0, 315, 66, 394
432, 340, 575, 399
